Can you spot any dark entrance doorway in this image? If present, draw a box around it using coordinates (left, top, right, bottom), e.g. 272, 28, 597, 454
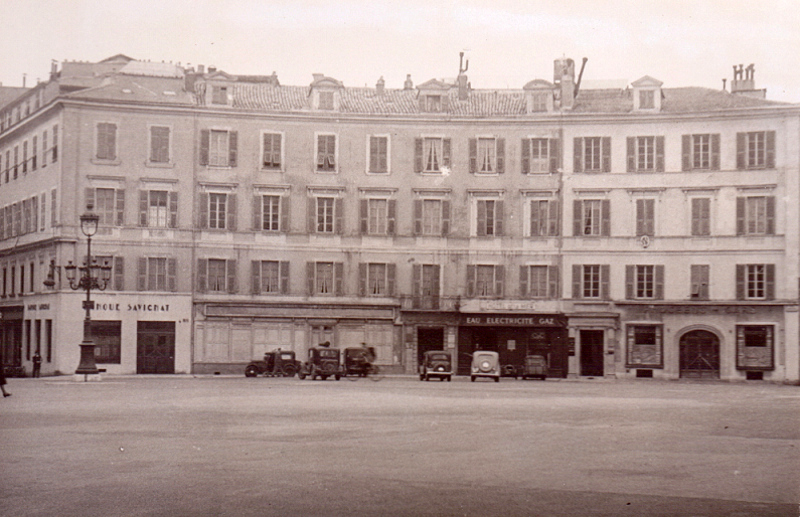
137, 321, 175, 374
580, 330, 604, 376
680, 330, 720, 379
416, 327, 445, 367
0, 306, 23, 376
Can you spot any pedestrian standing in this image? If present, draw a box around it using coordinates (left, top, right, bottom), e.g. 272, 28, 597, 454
0, 367, 10, 398
32, 351, 42, 378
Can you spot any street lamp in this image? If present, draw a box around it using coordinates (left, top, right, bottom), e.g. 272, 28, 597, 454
45, 207, 112, 378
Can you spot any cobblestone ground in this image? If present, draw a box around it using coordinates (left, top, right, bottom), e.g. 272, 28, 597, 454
1, 375, 798, 516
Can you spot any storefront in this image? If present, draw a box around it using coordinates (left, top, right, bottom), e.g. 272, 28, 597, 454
0, 305, 25, 376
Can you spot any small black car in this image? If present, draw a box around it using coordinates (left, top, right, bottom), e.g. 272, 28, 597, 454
298, 346, 343, 381
419, 351, 452, 381
245, 350, 300, 377
344, 346, 377, 377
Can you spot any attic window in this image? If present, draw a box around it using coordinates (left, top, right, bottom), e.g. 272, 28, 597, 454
639, 90, 655, 109
425, 95, 442, 112
212, 86, 228, 105
319, 91, 334, 110
531, 92, 549, 112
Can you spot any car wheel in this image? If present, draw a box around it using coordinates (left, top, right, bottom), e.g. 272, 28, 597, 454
447, 376, 451, 382
245, 365, 259, 378
283, 363, 297, 377
471, 376, 476, 382
419, 374, 424, 381
298, 373, 306, 380
321, 375, 328, 380
439, 376, 444, 382
335, 375, 341, 380
494, 376, 500, 383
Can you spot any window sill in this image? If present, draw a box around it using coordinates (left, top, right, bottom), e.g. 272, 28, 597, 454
314, 169, 338, 174
205, 165, 234, 170
91, 159, 121, 166
145, 161, 175, 169
260, 167, 284, 173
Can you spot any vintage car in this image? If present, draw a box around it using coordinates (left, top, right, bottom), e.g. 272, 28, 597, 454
298, 346, 343, 381
244, 350, 299, 377
419, 351, 452, 381
471, 351, 500, 382
501, 364, 521, 379
521, 354, 548, 380
344, 346, 377, 377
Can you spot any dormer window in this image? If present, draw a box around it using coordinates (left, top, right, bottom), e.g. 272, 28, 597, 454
212, 86, 228, 105
426, 95, 442, 112
531, 93, 549, 112
319, 91, 334, 110
523, 80, 555, 114
639, 90, 655, 109
632, 76, 663, 112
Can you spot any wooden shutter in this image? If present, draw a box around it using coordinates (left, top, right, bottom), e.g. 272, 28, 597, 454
601, 137, 611, 172
358, 263, 367, 296
736, 132, 746, 170
736, 197, 745, 235
228, 131, 238, 167
226, 194, 237, 231
199, 193, 209, 229
766, 196, 775, 235
387, 263, 396, 296
710, 134, 720, 170
494, 200, 504, 236
681, 135, 691, 171
627, 137, 636, 172
307, 197, 316, 233
655, 136, 665, 172
139, 190, 148, 226
359, 200, 369, 234
519, 265, 528, 298
167, 258, 177, 292
765, 264, 775, 300
280, 261, 289, 294
496, 138, 505, 173
766, 130, 775, 168
199, 130, 209, 165
226, 259, 237, 294
494, 265, 504, 298
414, 138, 423, 173
600, 265, 610, 300
466, 265, 476, 298
573, 200, 582, 237
334, 198, 343, 234
573, 138, 583, 172
442, 138, 451, 168
114, 256, 124, 291
307, 262, 315, 295
387, 199, 396, 235
441, 200, 451, 236
625, 265, 635, 299
468, 138, 477, 174
253, 196, 261, 230
521, 138, 530, 174
655, 265, 664, 300
85, 188, 95, 212
601, 199, 611, 236
252, 260, 261, 295
280, 196, 290, 233
530, 200, 541, 237
412, 264, 421, 299
548, 266, 559, 299
476, 200, 486, 236
169, 192, 178, 228
413, 200, 422, 235
735, 264, 745, 300
548, 200, 560, 236
115, 189, 125, 226
138, 257, 147, 291
334, 262, 344, 296
572, 265, 582, 299
691, 264, 709, 300
549, 138, 560, 173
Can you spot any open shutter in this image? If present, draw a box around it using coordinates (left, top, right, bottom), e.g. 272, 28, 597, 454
169, 192, 178, 228
167, 258, 177, 292
227, 194, 237, 231
655, 136, 665, 172
710, 134, 720, 170
476, 200, 486, 236
736, 132, 746, 170
414, 138, 423, 173
494, 265, 504, 298
387, 263, 396, 296
307, 262, 315, 295
359, 200, 368, 234
627, 137, 636, 172
280, 261, 289, 294
521, 138, 530, 174
468, 138, 477, 174
334, 262, 344, 296
114, 256, 124, 291
466, 265, 476, 298
442, 138, 451, 168
601, 137, 611, 172
735, 265, 745, 300
682, 135, 691, 171
115, 189, 125, 226
226, 259, 237, 294
139, 190, 148, 227
572, 265, 582, 299
765, 264, 775, 300
548, 266, 559, 299
307, 197, 316, 233
228, 131, 238, 167
625, 265, 634, 299
358, 263, 367, 296
413, 200, 422, 235
412, 264, 421, 301
496, 138, 505, 173
736, 197, 745, 235
280, 196, 289, 233
252, 260, 261, 295
199, 193, 209, 229
573, 200, 582, 237
441, 200, 451, 236
573, 138, 583, 172
600, 265, 610, 300
549, 200, 560, 236
335, 198, 344, 234
766, 130, 775, 169
494, 200, 504, 236
138, 257, 147, 291
601, 199, 611, 236
530, 200, 541, 237
519, 265, 528, 298
387, 199, 396, 235
199, 130, 209, 166
655, 265, 664, 300
766, 196, 775, 235
636, 199, 645, 236
549, 138, 560, 173
252, 196, 261, 231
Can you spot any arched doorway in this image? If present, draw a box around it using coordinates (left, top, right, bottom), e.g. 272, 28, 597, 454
679, 329, 720, 379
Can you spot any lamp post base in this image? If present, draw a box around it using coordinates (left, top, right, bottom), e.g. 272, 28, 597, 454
73, 373, 102, 382
75, 340, 100, 380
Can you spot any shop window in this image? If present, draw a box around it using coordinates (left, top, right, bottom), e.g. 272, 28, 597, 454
626, 324, 663, 368
91, 321, 121, 364
736, 325, 774, 371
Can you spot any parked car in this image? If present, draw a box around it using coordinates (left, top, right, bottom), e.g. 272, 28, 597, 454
419, 351, 452, 381
344, 346, 376, 377
298, 345, 343, 380
471, 351, 500, 382
245, 350, 300, 377
521, 354, 548, 380
501, 364, 520, 379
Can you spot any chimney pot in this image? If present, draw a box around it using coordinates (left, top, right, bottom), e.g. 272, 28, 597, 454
404, 74, 413, 90
376, 76, 385, 94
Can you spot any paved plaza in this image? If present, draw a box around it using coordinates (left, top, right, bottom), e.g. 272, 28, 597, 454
1, 375, 798, 516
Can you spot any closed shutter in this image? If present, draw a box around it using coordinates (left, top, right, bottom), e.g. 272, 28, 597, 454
468, 138, 477, 174
252, 260, 261, 295
521, 138, 530, 174
496, 138, 505, 173
139, 190, 148, 227
226, 259, 237, 294
167, 258, 177, 292
114, 256, 124, 291
199, 130, 209, 165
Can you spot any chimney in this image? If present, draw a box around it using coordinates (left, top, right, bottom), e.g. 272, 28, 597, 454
404, 74, 413, 90
312, 73, 325, 83
730, 63, 765, 98
208, 65, 217, 74
49, 60, 58, 81
376, 76, 385, 94
198, 64, 205, 74
554, 57, 576, 109
722, 78, 727, 92
457, 52, 470, 100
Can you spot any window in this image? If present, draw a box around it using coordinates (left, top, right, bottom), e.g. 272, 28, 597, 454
13, 145, 18, 179
22, 141, 28, 174
636, 199, 655, 237
359, 262, 396, 296
208, 193, 227, 230
737, 196, 775, 235
137, 257, 177, 292
149, 126, 171, 164
520, 265, 559, 299
318, 91, 334, 110
200, 129, 238, 167
466, 264, 504, 298
312, 196, 342, 234
211, 86, 228, 105
572, 264, 609, 300
530, 92, 548, 112
360, 198, 396, 235
682, 134, 720, 171
412, 264, 441, 308
140, 190, 177, 228
639, 90, 655, 109
31, 136, 37, 171
522, 138, 559, 174
96, 255, 124, 290
368, 136, 388, 173
476, 199, 503, 236
252, 260, 289, 294
414, 198, 450, 236
256, 195, 282, 232
626, 324, 663, 368
627, 136, 664, 172
626, 265, 664, 300
737, 131, 775, 170
736, 325, 775, 370
96, 122, 118, 161
737, 264, 774, 300
424, 95, 442, 112
90, 321, 121, 364
573, 199, 610, 237
262, 133, 282, 170
529, 199, 560, 236
199, 258, 236, 293
87, 188, 124, 226
52, 124, 58, 162
573, 137, 610, 172
308, 261, 343, 296
414, 137, 451, 173
469, 138, 505, 174
316, 134, 337, 172
691, 198, 711, 236
690, 264, 709, 300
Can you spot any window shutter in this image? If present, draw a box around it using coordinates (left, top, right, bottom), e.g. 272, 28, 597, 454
636, 199, 645, 236
197, 258, 207, 293
476, 200, 486, 236
335, 198, 344, 234
115, 189, 125, 226
199, 193, 209, 229
573, 138, 583, 172
85, 188, 95, 212
388, 199, 396, 235
530, 200, 541, 237
736, 197, 745, 235
548, 265, 559, 299
169, 192, 178, 228
601, 199, 611, 236
412, 264, 421, 298
600, 265, 610, 300
167, 258, 177, 292
494, 200, 504, 236
281, 196, 290, 233
413, 200, 422, 235
521, 138, 530, 174
139, 190, 148, 227
625, 265, 634, 299
656, 136, 665, 172
549, 200, 560, 236
572, 265, 582, 299
252, 260, 261, 295
441, 200, 451, 236
227, 194, 237, 231
710, 134, 720, 170
441, 95, 450, 112
681, 135, 691, 171
494, 265, 504, 298
573, 200, 582, 237
253, 196, 261, 231
442, 138, 451, 168
334, 262, 344, 296
358, 263, 367, 296
199, 130, 209, 165
655, 265, 664, 300
601, 137, 611, 172
735, 264, 745, 300
765, 264, 775, 300
280, 261, 289, 294
519, 265, 528, 298
466, 265, 476, 298
114, 256, 124, 291
387, 263, 396, 296
369, 136, 378, 172
226, 259, 237, 294
736, 132, 746, 170
766, 131, 775, 168
468, 138, 477, 174
228, 131, 238, 167
138, 257, 147, 291
496, 138, 505, 173
307, 262, 315, 295
360, 200, 368, 234
626, 137, 635, 172
307, 197, 316, 233
414, 138, 423, 173
766, 196, 775, 235
549, 138, 560, 173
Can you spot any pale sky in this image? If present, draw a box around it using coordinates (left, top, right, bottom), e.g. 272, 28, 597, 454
2, 0, 799, 102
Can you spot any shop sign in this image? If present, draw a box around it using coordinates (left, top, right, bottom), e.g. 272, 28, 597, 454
91, 302, 171, 312
462, 314, 566, 327
632, 305, 757, 317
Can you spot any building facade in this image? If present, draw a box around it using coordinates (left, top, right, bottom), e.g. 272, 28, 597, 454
0, 55, 797, 382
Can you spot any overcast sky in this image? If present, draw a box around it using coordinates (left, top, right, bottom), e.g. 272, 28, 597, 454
2, 0, 799, 102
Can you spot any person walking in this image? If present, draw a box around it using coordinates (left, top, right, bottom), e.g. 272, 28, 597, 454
32, 351, 42, 378
0, 367, 10, 398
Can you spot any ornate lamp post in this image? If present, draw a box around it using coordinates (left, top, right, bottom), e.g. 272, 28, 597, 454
45, 208, 112, 379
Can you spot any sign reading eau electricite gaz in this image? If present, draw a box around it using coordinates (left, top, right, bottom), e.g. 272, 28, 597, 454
461, 314, 566, 327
